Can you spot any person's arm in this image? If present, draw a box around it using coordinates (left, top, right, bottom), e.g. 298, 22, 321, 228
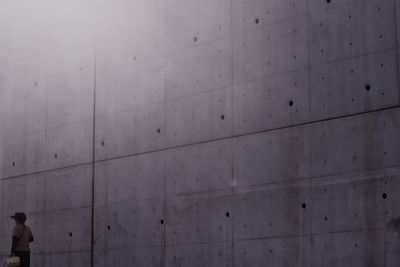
11, 236, 18, 255
10, 227, 18, 255
28, 228, 33, 242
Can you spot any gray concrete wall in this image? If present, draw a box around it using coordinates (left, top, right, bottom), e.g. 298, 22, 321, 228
0, 0, 399, 266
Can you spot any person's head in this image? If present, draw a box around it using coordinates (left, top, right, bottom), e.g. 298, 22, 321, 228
11, 212, 27, 225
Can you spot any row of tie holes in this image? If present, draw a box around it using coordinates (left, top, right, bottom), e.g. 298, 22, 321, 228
102, 192, 388, 231
190, 0, 333, 41
8, 82, 372, 162
22, 192, 391, 241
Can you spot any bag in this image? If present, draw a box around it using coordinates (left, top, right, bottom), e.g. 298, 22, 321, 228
5, 256, 20, 267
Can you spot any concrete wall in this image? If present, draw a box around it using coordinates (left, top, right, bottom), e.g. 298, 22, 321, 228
0, 0, 399, 266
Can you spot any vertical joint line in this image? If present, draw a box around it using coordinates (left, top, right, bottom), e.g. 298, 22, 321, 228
90, 5, 99, 267
230, 0, 235, 267
393, 0, 400, 104
305, 1, 313, 267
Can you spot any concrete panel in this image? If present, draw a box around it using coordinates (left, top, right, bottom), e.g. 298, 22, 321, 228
96, 59, 165, 116
132, 152, 165, 200
166, 139, 232, 196
44, 252, 90, 267
96, 0, 164, 72
46, 120, 93, 168
310, 49, 399, 120
95, 102, 165, 159
30, 254, 44, 267
2, 174, 44, 215
104, 200, 162, 249
0, 216, 13, 254
23, 131, 46, 175
165, 0, 231, 52
3, 137, 27, 177
46, 78, 93, 129
312, 230, 400, 267
104, 247, 161, 267
165, 242, 232, 267
126, 3, 165, 65
0, 79, 3, 178
96, 2, 137, 74
0, 0, 49, 63
166, 87, 232, 147
44, 207, 91, 253
95, 69, 135, 116
45, 0, 95, 88
4, 89, 46, 140
233, 16, 308, 85
309, 0, 396, 66
4, 96, 45, 158
3, 59, 47, 101
166, 38, 232, 100
0, 38, 6, 68
2, 131, 46, 177
93, 166, 106, 206
133, 102, 166, 154
233, 69, 309, 134
27, 213, 45, 255
93, 205, 107, 251
95, 110, 135, 161
312, 171, 400, 234
45, 165, 92, 211
234, 183, 311, 240
311, 109, 400, 177
93, 251, 105, 267
233, 126, 310, 187
397, 0, 400, 43
131, 59, 165, 109
0, 175, 3, 223
94, 152, 164, 204
166, 194, 233, 245
307, 0, 356, 12
0, 140, 3, 179
234, 236, 312, 267
46, 39, 94, 89
0, 70, 6, 142
232, 0, 308, 34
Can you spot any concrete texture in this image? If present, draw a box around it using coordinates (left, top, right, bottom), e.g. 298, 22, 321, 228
0, 0, 400, 266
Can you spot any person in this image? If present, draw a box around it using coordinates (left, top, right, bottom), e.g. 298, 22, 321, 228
10, 212, 34, 267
